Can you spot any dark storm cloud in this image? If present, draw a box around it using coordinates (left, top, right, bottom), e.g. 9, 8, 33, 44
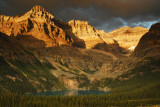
1, 0, 160, 32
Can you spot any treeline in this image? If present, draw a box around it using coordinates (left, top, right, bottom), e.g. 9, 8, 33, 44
0, 82, 160, 107
0, 92, 160, 107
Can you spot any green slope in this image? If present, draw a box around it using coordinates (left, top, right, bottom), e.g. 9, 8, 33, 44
102, 56, 160, 99
0, 56, 66, 94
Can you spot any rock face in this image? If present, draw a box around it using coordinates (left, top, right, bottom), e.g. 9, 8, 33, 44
102, 27, 148, 52
0, 5, 146, 53
0, 5, 119, 53
68, 20, 106, 49
134, 23, 160, 57
0, 5, 72, 48
60, 77, 79, 90
68, 20, 122, 53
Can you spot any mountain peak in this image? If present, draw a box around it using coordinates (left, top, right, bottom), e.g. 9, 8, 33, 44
0, 5, 72, 47
25, 5, 54, 21
68, 20, 89, 25
31, 5, 46, 12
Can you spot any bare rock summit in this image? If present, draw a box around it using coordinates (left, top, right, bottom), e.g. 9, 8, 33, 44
68, 20, 106, 49
0, 5, 72, 48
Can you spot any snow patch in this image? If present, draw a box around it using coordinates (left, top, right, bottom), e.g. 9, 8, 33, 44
128, 46, 136, 51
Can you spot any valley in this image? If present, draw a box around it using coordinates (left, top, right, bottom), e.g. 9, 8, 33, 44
0, 5, 160, 106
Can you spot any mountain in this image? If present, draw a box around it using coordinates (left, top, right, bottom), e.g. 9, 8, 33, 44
102, 27, 148, 52
99, 23, 160, 101
0, 5, 159, 94
0, 5, 121, 54
0, 5, 72, 48
0, 5, 147, 54
0, 32, 67, 93
0, 5, 117, 92
134, 23, 160, 57
68, 20, 125, 54
68, 20, 105, 49
110, 23, 160, 84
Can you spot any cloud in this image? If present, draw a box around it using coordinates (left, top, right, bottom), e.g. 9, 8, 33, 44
0, 0, 12, 15
97, 18, 160, 32
1, 0, 160, 32
132, 20, 160, 29
0, 0, 8, 7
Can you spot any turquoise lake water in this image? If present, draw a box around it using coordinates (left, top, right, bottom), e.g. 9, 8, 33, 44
31, 90, 109, 96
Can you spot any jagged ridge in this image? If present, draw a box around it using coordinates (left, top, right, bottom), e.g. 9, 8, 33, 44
0, 5, 72, 48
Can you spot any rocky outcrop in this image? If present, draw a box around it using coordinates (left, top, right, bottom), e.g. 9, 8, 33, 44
68, 20, 148, 53
134, 23, 160, 57
0, 5, 72, 48
68, 20, 121, 53
102, 27, 148, 52
68, 20, 106, 49
60, 77, 79, 90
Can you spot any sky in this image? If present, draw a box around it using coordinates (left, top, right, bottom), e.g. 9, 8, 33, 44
0, 0, 160, 32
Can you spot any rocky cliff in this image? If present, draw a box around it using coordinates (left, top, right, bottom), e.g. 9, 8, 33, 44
0, 6, 118, 53
68, 20, 106, 49
68, 20, 124, 53
0, 5, 72, 48
134, 23, 160, 57
102, 27, 148, 52
0, 5, 147, 53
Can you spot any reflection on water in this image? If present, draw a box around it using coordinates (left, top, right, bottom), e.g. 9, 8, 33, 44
31, 90, 109, 96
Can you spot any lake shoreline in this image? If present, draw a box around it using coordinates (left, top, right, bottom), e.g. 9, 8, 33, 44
29, 90, 110, 96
